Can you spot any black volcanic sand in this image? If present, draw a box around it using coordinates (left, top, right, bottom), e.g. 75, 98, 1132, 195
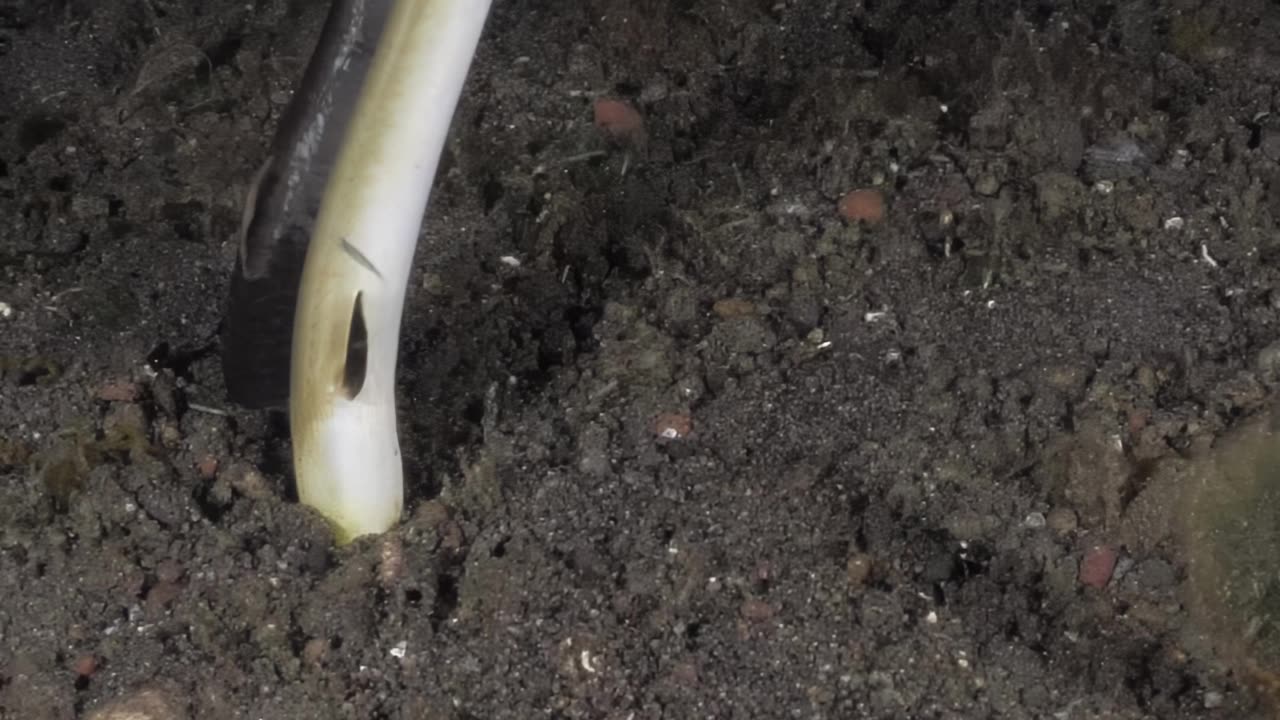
5, 1, 1280, 718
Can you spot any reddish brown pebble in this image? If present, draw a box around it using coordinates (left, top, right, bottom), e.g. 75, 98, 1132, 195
440, 520, 466, 553
1079, 544, 1118, 589
1127, 409, 1149, 435
837, 188, 886, 223
302, 638, 328, 666
0, 439, 31, 466
378, 536, 404, 587
669, 661, 699, 686
740, 598, 775, 621
72, 654, 98, 677
415, 499, 452, 528
653, 412, 693, 440
593, 98, 644, 142
145, 581, 181, 612
121, 569, 147, 599
846, 553, 873, 587
95, 381, 139, 403
712, 298, 756, 318
155, 559, 183, 584
195, 456, 218, 479
228, 464, 272, 500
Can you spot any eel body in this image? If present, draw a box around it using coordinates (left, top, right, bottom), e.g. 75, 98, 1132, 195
288, 0, 492, 541
222, 0, 393, 409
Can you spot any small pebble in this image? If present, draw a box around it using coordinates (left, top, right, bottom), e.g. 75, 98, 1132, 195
159, 422, 182, 448
837, 188, 886, 223
1110, 554, 1135, 583
72, 654, 98, 677
1256, 340, 1280, 384
155, 559, 183, 584
195, 456, 218, 479
302, 638, 328, 666
439, 519, 466, 553
1126, 409, 1149, 435
416, 499, 453, 528
754, 559, 777, 584
1046, 507, 1078, 535
674, 374, 706, 404
1204, 691, 1224, 709
227, 463, 272, 500
670, 661, 699, 686
85, 687, 187, 720
1023, 512, 1047, 529
653, 412, 692, 440
421, 272, 445, 295
1079, 544, 1118, 589
593, 98, 644, 144
145, 581, 181, 612
378, 536, 405, 587
1135, 558, 1175, 590
846, 553, 872, 588
95, 381, 140, 403
740, 598, 774, 621
974, 175, 1000, 196
1262, 128, 1280, 162
1134, 365, 1159, 393
712, 297, 756, 318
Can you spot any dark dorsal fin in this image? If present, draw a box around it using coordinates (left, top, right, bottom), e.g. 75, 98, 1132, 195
221, 0, 393, 409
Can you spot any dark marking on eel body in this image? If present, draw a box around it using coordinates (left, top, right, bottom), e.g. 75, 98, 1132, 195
340, 237, 384, 279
